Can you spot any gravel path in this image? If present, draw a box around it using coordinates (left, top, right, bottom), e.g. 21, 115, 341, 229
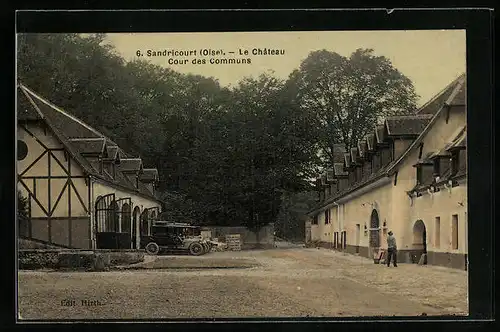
18, 247, 467, 320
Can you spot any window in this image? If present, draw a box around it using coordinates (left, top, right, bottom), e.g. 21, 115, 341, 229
324, 209, 331, 224
312, 214, 318, 225
435, 217, 441, 248
17, 140, 28, 161
452, 214, 459, 249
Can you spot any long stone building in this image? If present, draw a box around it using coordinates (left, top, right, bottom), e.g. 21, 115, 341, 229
17, 83, 163, 249
306, 74, 467, 270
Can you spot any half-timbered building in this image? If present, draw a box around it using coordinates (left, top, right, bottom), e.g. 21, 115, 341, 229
17, 83, 163, 249
306, 74, 467, 269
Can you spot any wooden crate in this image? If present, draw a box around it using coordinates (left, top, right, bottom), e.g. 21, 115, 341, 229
225, 234, 241, 251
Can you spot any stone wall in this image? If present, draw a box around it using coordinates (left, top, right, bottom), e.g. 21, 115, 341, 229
202, 224, 275, 249
18, 249, 145, 270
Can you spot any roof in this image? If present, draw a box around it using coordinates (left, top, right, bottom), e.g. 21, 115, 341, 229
445, 126, 467, 151
416, 73, 465, 115
141, 168, 159, 182
386, 74, 466, 174
118, 158, 143, 172
17, 83, 161, 202
385, 114, 434, 136
18, 88, 43, 121
68, 138, 106, 155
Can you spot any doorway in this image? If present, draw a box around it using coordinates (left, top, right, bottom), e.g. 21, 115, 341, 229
412, 219, 427, 264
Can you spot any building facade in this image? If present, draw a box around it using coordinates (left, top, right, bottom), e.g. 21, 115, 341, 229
306, 74, 467, 270
17, 83, 163, 250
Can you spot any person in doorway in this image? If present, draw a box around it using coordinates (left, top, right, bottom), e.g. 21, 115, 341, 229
386, 231, 398, 267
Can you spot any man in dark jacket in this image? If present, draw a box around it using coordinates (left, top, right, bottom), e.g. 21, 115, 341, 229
386, 231, 398, 267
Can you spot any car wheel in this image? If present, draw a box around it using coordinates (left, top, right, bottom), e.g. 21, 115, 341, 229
145, 242, 160, 255
189, 242, 204, 256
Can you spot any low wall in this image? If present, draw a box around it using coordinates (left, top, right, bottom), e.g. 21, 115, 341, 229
306, 241, 466, 270
18, 249, 145, 270
202, 224, 275, 250
18, 237, 69, 249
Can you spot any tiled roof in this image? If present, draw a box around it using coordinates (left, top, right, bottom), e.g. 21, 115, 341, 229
385, 114, 434, 136
27, 91, 101, 139
141, 168, 159, 182
449, 82, 466, 106
445, 126, 467, 151
416, 73, 465, 115
118, 158, 143, 172
68, 138, 106, 155
17, 84, 161, 202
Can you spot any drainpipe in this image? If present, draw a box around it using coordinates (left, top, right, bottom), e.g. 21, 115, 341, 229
333, 202, 340, 250
89, 176, 96, 250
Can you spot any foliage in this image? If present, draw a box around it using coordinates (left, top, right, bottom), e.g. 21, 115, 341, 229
17, 191, 28, 218
285, 48, 418, 168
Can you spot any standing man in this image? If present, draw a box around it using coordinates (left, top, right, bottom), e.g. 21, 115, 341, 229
386, 231, 398, 267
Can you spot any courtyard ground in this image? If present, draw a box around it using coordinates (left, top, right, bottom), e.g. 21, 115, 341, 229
17, 245, 468, 320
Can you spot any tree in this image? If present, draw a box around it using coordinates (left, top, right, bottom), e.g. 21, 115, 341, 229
17, 191, 28, 218
286, 48, 418, 168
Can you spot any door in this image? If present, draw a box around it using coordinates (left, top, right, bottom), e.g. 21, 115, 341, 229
95, 193, 117, 249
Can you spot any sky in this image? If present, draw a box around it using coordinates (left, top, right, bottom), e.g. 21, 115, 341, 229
105, 30, 466, 107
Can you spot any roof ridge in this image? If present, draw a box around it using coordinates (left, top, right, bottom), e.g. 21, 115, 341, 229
69, 137, 106, 141
385, 114, 434, 120
415, 73, 465, 114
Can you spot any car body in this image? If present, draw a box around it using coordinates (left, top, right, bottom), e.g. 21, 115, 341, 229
141, 221, 212, 255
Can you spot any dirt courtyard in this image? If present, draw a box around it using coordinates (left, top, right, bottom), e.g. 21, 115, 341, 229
17, 247, 468, 320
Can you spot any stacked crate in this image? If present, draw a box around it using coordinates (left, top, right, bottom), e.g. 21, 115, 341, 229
225, 234, 241, 251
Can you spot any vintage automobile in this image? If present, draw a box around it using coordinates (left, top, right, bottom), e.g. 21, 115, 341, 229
141, 221, 212, 256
